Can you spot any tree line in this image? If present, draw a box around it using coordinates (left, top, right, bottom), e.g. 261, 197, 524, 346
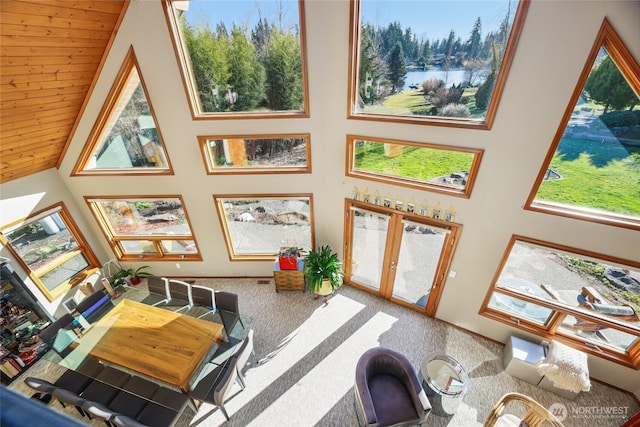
358, 6, 514, 114
180, 14, 304, 113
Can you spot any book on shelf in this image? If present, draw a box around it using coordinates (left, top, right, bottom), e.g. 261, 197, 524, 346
0, 359, 20, 377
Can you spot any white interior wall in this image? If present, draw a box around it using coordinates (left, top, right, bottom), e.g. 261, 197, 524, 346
1, 0, 639, 396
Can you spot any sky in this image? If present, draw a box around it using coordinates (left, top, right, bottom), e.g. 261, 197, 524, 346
360, 0, 517, 42
181, 0, 518, 41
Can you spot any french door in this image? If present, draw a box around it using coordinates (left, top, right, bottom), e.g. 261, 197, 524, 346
344, 199, 461, 316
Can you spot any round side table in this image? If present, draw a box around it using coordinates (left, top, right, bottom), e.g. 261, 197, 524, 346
420, 353, 469, 417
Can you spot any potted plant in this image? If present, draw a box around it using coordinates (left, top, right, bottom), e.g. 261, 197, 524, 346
303, 245, 344, 302
111, 265, 151, 286
278, 246, 303, 270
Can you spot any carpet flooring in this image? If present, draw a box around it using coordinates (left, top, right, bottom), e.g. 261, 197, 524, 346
8, 278, 639, 427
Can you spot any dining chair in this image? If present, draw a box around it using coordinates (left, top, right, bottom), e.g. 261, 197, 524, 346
166, 279, 194, 312
52, 388, 89, 419
190, 284, 217, 318
142, 275, 170, 306
134, 386, 190, 427
25, 365, 102, 402
81, 400, 119, 426
232, 329, 254, 387
23, 377, 60, 404
215, 291, 244, 338
112, 414, 149, 427
190, 356, 243, 421
150, 385, 193, 414
38, 313, 76, 357
80, 367, 131, 407
108, 376, 159, 420
75, 290, 111, 323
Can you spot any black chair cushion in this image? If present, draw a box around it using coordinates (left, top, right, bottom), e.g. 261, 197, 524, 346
151, 386, 188, 412
369, 374, 418, 426
54, 371, 94, 395
109, 376, 159, 419
137, 402, 179, 427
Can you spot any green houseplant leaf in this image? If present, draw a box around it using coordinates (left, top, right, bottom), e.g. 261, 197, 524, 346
303, 245, 344, 293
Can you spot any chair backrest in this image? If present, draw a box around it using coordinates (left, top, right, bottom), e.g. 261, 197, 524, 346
81, 400, 119, 424
75, 290, 106, 314
213, 357, 240, 406
24, 377, 59, 395
39, 313, 74, 343
215, 291, 239, 314
168, 279, 193, 305
112, 414, 149, 427
146, 275, 169, 298
52, 388, 87, 410
483, 393, 564, 427
39, 313, 76, 356
233, 329, 254, 373
191, 284, 216, 309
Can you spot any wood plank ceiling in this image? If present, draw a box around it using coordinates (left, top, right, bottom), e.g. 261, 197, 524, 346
0, 0, 128, 184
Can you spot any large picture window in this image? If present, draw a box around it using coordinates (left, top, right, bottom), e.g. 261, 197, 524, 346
481, 235, 640, 368
346, 135, 483, 197
214, 194, 314, 261
85, 196, 200, 261
525, 19, 640, 230
163, 0, 309, 119
0, 203, 100, 301
348, 0, 529, 129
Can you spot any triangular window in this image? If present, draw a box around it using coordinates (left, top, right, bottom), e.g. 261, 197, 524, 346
525, 19, 640, 230
73, 47, 172, 175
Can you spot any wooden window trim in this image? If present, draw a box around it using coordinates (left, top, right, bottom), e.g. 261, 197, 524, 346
347, 0, 530, 130
524, 18, 640, 231
84, 195, 201, 262
199, 134, 312, 175
0, 202, 101, 302
480, 235, 640, 369
162, 0, 310, 120
213, 193, 315, 261
72, 46, 174, 177
343, 198, 462, 317
345, 134, 483, 198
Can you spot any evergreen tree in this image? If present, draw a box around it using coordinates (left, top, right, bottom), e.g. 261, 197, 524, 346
251, 18, 273, 63
444, 30, 455, 69
387, 42, 406, 93
264, 30, 303, 110
585, 55, 638, 113
359, 25, 388, 103
475, 45, 498, 110
467, 18, 482, 59
227, 25, 265, 111
181, 17, 230, 112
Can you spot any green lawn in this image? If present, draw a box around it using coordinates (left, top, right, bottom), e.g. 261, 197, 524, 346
536, 137, 640, 216
358, 88, 640, 217
355, 143, 473, 181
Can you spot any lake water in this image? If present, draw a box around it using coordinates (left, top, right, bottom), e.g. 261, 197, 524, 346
402, 68, 468, 90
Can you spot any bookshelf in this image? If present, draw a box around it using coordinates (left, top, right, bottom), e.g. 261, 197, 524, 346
0, 259, 51, 384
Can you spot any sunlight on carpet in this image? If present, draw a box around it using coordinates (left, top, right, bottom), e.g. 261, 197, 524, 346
248, 311, 398, 426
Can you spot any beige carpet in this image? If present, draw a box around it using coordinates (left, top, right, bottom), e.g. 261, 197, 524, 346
9, 278, 640, 427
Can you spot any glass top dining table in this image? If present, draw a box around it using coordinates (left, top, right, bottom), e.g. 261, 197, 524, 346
49, 284, 250, 395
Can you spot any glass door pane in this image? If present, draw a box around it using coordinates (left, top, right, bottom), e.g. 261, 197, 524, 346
349, 209, 390, 291
391, 221, 448, 308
